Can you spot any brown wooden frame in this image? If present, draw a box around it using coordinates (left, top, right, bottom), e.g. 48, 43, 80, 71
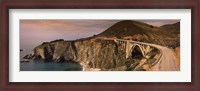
0, 0, 199, 91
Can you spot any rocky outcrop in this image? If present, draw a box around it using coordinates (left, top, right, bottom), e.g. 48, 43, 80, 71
25, 38, 131, 70
30, 39, 77, 62
23, 53, 34, 59
74, 39, 127, 70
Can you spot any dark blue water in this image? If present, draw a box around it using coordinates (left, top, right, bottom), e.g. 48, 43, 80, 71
20, 50, 82, 71
20, 60, 82, 71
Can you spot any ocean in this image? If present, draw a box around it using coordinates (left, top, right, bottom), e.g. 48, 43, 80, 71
20, 49, 82, 71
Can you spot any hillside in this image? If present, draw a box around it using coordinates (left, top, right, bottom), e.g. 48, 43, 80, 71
161, 22, 180, 34
97, 20, 180, 48
98, 20, 172, 38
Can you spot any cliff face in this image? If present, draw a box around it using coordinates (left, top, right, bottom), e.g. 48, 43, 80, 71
32, 40, 77, 62
28, 39, 129, 70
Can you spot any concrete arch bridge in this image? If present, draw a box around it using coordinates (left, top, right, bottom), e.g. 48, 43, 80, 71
100, 38, 178, 71
114, 39, 153, 59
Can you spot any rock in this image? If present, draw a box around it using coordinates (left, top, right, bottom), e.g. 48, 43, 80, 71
108, 66, 127, 71
32, 41, 77, 62
142, 64, 150, 71
23, 54, 33, 59
133, 58, 147, 70
33, 42, 53, 60
20, 49, 25, 51
25, 38, 163, 71
20, 59, 29, 63
27, 38, 129, 70
74, 39, 128, 70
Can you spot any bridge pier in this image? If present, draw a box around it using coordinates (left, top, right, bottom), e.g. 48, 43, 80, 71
114, 39, 151, 59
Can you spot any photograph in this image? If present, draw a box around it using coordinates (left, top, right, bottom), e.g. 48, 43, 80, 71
20, 19, 180, 71
1, 0, 198, 90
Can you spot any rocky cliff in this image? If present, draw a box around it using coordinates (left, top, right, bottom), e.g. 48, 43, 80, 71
32, 39, 77, 62
25, 38, 138, 71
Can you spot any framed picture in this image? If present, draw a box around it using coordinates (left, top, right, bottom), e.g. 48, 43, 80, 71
1, 0, 199, 91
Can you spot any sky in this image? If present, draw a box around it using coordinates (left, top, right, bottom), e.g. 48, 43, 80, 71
20, 20, 179, 49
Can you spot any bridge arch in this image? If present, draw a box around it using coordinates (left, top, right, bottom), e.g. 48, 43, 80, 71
129, 44, 145, 60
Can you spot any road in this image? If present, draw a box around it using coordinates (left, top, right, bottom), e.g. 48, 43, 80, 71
130, 40, 178, 71
148, 44, 178, 71
104, 38, 179, 71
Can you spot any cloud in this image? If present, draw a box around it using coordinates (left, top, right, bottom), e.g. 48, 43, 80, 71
20, 19, 179, 49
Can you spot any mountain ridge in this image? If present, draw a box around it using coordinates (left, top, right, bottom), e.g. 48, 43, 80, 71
96, 20, 180, 48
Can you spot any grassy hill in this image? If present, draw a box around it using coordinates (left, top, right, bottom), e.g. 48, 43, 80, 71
161, 22, 180, 34
97, 20, 180, 48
